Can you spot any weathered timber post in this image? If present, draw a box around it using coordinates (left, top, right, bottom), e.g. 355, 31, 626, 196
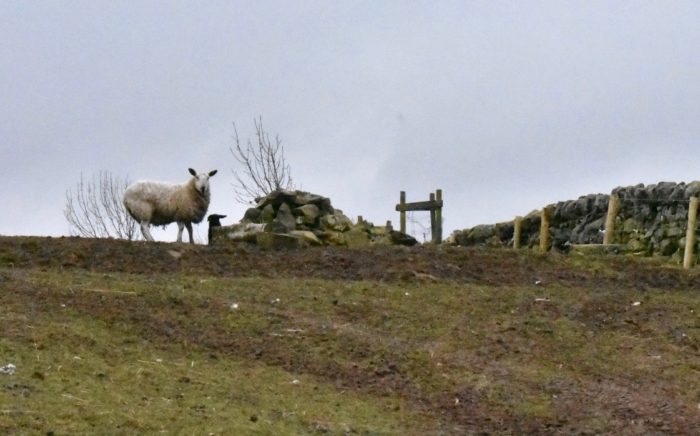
399, 191, 406, 234
603, 194, 619, 245
435, 189, 443, 243
513, 216, 522, 250
683, 196, 699, 269
540, 207, 551, 253
429, 193, 436, 242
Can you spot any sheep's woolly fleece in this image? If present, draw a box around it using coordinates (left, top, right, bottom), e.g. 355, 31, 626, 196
123, 169, 217, 242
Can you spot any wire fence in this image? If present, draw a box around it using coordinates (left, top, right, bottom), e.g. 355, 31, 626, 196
407, 212, 432, 243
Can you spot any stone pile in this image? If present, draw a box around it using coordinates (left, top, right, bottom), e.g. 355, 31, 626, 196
448, 181, 700, 258
210, 190, 417, 248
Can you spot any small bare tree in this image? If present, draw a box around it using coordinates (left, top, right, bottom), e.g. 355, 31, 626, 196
230, 116, 294, 203
64, 171, 139, 240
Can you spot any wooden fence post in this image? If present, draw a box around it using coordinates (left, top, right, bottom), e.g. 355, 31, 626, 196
603, 194, 619, 245
513, 216, 522, 250
399, 191, 406, 234
429, 193, 436, 242
435, 189, 443, 244
540, 207, 551, 253
683, 196, 699, 269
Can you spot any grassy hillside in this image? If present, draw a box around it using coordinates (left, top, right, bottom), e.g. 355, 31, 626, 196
1, 236, 700, 434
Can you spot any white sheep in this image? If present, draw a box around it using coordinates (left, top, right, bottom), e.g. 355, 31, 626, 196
123, 168, 218, 243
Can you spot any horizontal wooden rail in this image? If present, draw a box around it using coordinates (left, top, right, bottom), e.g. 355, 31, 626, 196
395, 200, 443, 212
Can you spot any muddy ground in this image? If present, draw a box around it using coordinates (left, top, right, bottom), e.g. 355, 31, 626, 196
1, 236, 696, 289
2, 236, 700, 434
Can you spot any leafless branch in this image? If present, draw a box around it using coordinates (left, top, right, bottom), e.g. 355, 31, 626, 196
64, 171, 139, 240
230, 116, 294, 204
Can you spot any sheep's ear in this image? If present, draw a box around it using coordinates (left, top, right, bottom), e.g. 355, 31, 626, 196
209, 170, 218, 177
188, 168, 197, 176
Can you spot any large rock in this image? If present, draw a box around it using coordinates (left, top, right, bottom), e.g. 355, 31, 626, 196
292, 192, 333, 213
271, 203, 296, 233
389, 231, 418, 246
294, 204, 320, 225
255, 190, 298, 210
256, 232, 302, 249
260, 204, 275, 223
320, 211, 353, 232
210, 222, 266, 243
344, 228, 371, 247
242, 207, 262, 223
289, 230, 322, 246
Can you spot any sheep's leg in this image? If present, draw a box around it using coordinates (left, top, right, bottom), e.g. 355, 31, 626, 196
176, 222, 184, 243
185, 222, 194, 244
140, 222, 155, 242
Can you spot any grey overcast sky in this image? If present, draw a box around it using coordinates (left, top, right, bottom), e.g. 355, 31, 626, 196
2, 1, 700, 242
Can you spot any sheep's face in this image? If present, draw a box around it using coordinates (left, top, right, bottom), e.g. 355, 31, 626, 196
188, 168, 218, 197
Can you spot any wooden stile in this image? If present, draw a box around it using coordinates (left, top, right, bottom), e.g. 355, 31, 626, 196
396, 189, 444, 243
399, 191, 407, 234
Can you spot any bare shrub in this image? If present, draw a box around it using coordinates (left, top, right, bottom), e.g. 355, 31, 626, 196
230, 116, 294, 204
64, 171, 139, 239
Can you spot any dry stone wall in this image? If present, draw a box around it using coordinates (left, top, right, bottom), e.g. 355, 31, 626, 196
210, 190, 417, 248
448, 181, 700, 258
